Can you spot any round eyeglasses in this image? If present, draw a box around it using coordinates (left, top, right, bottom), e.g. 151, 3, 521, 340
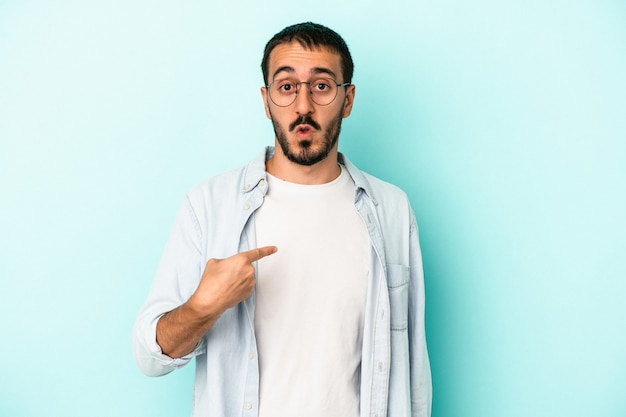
266, 78, 351, 107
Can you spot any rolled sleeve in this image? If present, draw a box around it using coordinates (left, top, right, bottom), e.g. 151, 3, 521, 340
132, 310, 203, 376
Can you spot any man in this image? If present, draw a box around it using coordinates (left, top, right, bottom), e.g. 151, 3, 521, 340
132, 22, 431, 417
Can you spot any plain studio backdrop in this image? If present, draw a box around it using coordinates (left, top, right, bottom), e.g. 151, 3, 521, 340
1, 1, 625, 416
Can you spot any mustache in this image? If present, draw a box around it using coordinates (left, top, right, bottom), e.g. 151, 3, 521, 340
289, 115, 321, 132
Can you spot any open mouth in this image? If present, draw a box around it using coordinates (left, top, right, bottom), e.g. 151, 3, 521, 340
296, 125, 313, 137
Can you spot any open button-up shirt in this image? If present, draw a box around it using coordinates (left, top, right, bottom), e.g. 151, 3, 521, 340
132, 147, 431, 417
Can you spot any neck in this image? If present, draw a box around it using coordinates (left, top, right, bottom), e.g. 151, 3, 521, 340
266, 144, 341, 185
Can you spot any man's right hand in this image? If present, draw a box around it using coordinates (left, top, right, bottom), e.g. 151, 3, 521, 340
156, 246, 277, 358
189, 246, 278, 317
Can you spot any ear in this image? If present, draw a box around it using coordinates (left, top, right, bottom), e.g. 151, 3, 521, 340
341, 84, 356, 118
261, 86, 272, 119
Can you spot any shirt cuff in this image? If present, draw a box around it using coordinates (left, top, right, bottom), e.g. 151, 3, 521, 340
145, 315, 195, 367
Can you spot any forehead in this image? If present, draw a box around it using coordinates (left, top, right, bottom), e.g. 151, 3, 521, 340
268, 41, 343, 81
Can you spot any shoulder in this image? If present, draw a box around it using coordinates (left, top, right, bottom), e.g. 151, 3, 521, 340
185, 148, 268, 206
340, 153, 410, 207
186, 164, 247, 204
361, 171, 409, 203
361, 171, 415, 230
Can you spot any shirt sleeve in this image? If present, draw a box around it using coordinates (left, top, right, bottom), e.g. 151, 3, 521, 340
408, 208, 433, 417
131, 195, 207, 377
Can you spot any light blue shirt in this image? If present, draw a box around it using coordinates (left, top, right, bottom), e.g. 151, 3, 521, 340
132, 147, 432, 417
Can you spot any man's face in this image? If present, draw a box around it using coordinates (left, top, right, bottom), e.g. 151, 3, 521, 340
261, 42, 355, 166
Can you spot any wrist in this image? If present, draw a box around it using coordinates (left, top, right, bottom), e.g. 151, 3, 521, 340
186, 292, 225, 323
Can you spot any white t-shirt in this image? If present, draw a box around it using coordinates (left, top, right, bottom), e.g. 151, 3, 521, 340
254, 166, 370, 417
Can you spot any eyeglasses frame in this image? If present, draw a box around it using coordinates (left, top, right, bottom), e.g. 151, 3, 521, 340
265, 78, 351, 107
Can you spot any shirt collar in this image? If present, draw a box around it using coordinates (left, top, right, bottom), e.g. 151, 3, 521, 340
241, 146, 378, 205
338, 152, 378, 206
240, 147, 272, 193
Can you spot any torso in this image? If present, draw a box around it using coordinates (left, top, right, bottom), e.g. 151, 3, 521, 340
254, 166, 370, 417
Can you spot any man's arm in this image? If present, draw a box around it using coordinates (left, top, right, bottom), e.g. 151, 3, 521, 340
131, 194, 276, 377
408, 210, 432, 417
156, 246, 277, 358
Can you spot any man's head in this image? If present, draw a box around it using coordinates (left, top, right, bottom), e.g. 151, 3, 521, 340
261, 22, 354, 86
261, 23, 356, 167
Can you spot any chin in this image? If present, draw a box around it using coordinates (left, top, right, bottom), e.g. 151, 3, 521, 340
296, 139, 313, 149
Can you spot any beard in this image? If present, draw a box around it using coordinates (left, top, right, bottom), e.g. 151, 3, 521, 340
270, 108, 344, 166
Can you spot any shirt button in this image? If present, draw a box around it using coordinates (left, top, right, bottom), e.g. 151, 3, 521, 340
259, 179, 266, 187
243, 184, 250, 190
248, 352, 254, 360
245, 402, 252, 410
378, 362, 383, 372
243, 204, 250, 210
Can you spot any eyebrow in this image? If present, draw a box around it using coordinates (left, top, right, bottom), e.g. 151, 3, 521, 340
272, 66, 338, 81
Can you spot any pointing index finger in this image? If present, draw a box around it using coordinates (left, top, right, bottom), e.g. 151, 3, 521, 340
243, 246, 278, 262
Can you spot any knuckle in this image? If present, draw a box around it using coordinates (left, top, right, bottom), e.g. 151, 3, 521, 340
237, 256, 249, 269
245, 264, 255, 276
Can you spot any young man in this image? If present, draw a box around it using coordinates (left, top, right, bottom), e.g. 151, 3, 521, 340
132, 22, 431, 417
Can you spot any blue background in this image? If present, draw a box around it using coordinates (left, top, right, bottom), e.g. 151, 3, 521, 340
1, 1, 625, 416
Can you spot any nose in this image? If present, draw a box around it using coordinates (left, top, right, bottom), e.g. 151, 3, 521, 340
293, 83, 315, 115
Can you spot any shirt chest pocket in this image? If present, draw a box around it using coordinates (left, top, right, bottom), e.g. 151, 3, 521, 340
386, 264, 409, 331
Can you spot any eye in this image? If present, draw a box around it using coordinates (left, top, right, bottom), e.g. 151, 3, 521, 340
312, 79, 332, 93
276, 80, 296, 94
